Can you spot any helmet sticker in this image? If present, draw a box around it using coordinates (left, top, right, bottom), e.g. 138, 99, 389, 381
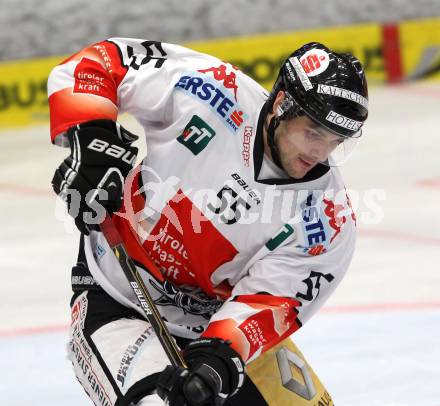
289, 57, 313, 91
276, 94, 294, 117
300, 49, 330, 77
317, 84, 368, 109
326, 110, 363, 131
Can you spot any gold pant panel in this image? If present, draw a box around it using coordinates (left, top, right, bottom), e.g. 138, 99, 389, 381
246, 338, 334, 406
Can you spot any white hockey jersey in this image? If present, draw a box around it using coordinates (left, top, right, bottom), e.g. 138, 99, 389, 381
48, 38, 357, 363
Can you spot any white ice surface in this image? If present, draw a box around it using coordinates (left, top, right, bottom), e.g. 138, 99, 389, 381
0, 82, 439, 405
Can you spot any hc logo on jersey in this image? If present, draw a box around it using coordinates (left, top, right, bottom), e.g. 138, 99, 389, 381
177, 115, 216, 155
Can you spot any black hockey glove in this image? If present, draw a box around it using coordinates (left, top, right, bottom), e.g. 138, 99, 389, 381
156, 338, 246, 406
52, 119, 138, 234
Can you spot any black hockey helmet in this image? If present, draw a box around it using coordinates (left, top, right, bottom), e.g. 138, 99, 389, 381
269, 42, 368, 137
265, 42, 369, 168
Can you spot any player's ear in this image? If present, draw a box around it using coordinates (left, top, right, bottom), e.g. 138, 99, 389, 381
273, 90, 285, 116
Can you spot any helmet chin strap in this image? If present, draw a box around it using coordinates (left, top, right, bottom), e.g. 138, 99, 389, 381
265, 115, 285, 172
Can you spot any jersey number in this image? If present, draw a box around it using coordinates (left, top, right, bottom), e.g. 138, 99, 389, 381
125, 40, 167, 70
207, 186, 251, 225
296, 271, 335, 302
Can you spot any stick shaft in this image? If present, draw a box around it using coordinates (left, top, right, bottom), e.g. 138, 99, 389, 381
99, 213, 187, 368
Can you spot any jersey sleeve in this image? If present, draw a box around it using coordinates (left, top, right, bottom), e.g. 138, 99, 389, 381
202, 212, 356, 363
47, 38, 172, 145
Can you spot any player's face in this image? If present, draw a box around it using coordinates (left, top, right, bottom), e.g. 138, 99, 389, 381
275, 115, 343, 179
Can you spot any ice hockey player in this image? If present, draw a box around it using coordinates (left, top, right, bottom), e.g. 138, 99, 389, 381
49, 38, 368, 405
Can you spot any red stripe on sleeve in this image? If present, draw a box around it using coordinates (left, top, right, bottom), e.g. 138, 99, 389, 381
49, 41, 128, 141
203, 295, 301, 362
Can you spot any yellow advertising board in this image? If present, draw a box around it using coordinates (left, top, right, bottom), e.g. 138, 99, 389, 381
0, 56, 66, 129
0, 23, 382, 130
0, 18, 439, 130
186, 22, 384, 90
399, 18, 440, 80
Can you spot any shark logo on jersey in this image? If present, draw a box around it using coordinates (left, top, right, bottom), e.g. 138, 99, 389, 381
177, 115, 216, 155
150, 279, 223, 319
174, 72, 247, 134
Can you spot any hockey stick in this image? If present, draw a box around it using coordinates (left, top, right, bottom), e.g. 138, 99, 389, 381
99, 212, 187, 368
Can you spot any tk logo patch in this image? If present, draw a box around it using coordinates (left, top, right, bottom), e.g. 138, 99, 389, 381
177, 115, 216, 155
